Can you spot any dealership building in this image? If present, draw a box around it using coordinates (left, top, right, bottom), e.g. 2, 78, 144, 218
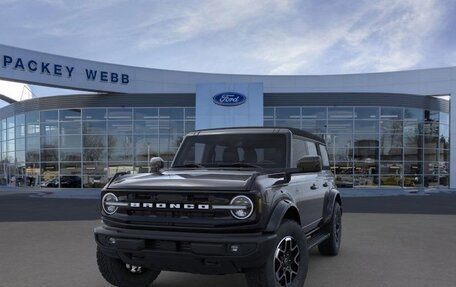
0, 44, 454, 189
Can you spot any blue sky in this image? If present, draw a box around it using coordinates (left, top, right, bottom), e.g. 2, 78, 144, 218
0, 0, 455, 99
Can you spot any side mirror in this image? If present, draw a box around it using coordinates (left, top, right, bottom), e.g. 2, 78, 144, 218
149, 157, 164, 173
297, 156, 322, 173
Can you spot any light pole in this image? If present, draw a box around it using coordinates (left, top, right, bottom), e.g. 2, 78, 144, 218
332, 135, 337, 176
147, 142, 151, 173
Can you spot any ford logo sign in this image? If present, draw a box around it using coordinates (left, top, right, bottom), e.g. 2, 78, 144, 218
213, 92, 247, 106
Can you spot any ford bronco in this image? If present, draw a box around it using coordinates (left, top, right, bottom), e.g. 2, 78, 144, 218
95, 127, 342, 287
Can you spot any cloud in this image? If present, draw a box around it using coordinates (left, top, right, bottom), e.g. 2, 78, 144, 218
0, 0, 453, 78
247, 0, 448, 74
135, 0, 298, 50
338, 0, 446, 73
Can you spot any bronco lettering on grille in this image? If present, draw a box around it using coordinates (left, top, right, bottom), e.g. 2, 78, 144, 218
129, 202, 210, 210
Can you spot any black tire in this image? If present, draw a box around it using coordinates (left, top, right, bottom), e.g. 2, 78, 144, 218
318, 202, 342, 256
96, 247, 161, 287
245, 220, 308, 287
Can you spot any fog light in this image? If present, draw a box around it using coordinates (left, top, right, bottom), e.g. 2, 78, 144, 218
230, 245, 240, 252
108, 237, 116, 245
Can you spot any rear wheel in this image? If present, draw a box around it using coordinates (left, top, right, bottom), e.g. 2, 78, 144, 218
318, 202, 342, 256
245, 220, 308, 287
96, 247, 160, 287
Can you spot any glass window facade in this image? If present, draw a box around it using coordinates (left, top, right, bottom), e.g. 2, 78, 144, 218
265, 106, 450, 188
0, 107, 195, 188
0, 103, 450, 190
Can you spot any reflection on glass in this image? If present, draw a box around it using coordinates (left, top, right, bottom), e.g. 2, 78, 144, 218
381, 107, 403, 120
108, 135, 132, 149
83, 162, 106, 174
41, 123, 58, 136
83, 175, 107, 188
160, 108, 184, 120
83, 122, 106, 134
302, 120, 326, 134
40, 111, 58, 122
328, 107, 353, 119
108, 121, 132, 135
108, 108, 132, 120
26, 111, 40, 124
404, 108, 423, 121
60, 135, 81, 149
134, 121, 158, 134
83, 109, 107, 120
0, 105, 451, 189
264, 108, 274, 119
60, 121, 81, 135
41, 149, 58, 161
302, 107, 326, 119
108, 162, 134, 176
134, 135, 159, 161
380, 120, 403, 133
355, 107, 378, 119
83, 148, 107, 162
15, 126, 25, 138
83, 135, 106, 148
60, 149, 81, 161
354, 121, 378, 133
276, 108, 300, 119
108, 149, 133, 161
185, 121, 195, 133
404, 148, 423, 161
354, 134, 379, 147
439, 112, 449, 124
134, 108, 158, 120
159, 120, 184, 134
380, 134, 402, 148
327, 120, 353, 133
185, 108, 195, 120
425, 110, 439, 122
275, 120, 300, 129
60, 109, 81, 121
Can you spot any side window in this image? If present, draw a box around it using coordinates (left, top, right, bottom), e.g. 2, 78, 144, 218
306, 141, 318, 156
319, 144, 330, 167
292, 138, 320, 167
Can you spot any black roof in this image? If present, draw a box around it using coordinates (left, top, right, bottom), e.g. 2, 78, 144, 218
188, 126, 325, 144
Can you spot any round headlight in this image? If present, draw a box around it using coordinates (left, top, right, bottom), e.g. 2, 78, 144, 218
102, 193, 119, 215
230, 195, 254, 220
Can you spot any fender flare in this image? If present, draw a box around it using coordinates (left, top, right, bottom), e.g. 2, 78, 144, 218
323, 188, 342, 223
264, 200, 301, 233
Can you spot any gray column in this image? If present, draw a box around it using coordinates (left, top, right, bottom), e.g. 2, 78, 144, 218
195, 83, 264, 129
450, 92, 456, 189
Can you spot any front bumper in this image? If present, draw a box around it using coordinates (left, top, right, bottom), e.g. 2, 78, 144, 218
94, 225, 277, 275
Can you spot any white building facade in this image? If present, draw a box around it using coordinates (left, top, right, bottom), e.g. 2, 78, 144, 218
0, 44, 453, 189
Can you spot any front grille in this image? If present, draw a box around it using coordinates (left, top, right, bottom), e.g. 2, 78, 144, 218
109, 191, 242, 227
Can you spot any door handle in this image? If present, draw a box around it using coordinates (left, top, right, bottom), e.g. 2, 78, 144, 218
310, 184, 318, 190
323, 182, 328, 187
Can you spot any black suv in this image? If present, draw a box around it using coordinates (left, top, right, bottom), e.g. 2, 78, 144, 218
95, 127, 342, 287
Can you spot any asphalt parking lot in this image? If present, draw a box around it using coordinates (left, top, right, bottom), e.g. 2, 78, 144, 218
0, 191, 455, 287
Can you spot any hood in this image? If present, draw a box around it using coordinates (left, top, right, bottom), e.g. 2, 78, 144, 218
106, 169, 259, 191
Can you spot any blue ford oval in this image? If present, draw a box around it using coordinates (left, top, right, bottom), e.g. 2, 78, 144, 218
213, 92, 247, 106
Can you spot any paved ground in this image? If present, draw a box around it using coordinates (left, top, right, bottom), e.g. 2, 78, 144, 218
0, 190, 456, 287
0, 214, 455, 287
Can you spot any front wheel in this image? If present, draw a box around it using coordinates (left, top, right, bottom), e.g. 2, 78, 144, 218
245, 220, 308, 287
96, 247, 161, 287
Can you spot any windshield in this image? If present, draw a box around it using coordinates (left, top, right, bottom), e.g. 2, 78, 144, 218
172, 133, 287, 169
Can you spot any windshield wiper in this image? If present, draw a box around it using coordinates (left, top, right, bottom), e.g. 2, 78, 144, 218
216, 163, 262, 169
173, 163, 206, 168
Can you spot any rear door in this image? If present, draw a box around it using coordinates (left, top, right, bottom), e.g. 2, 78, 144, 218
290, 137, 326, 230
